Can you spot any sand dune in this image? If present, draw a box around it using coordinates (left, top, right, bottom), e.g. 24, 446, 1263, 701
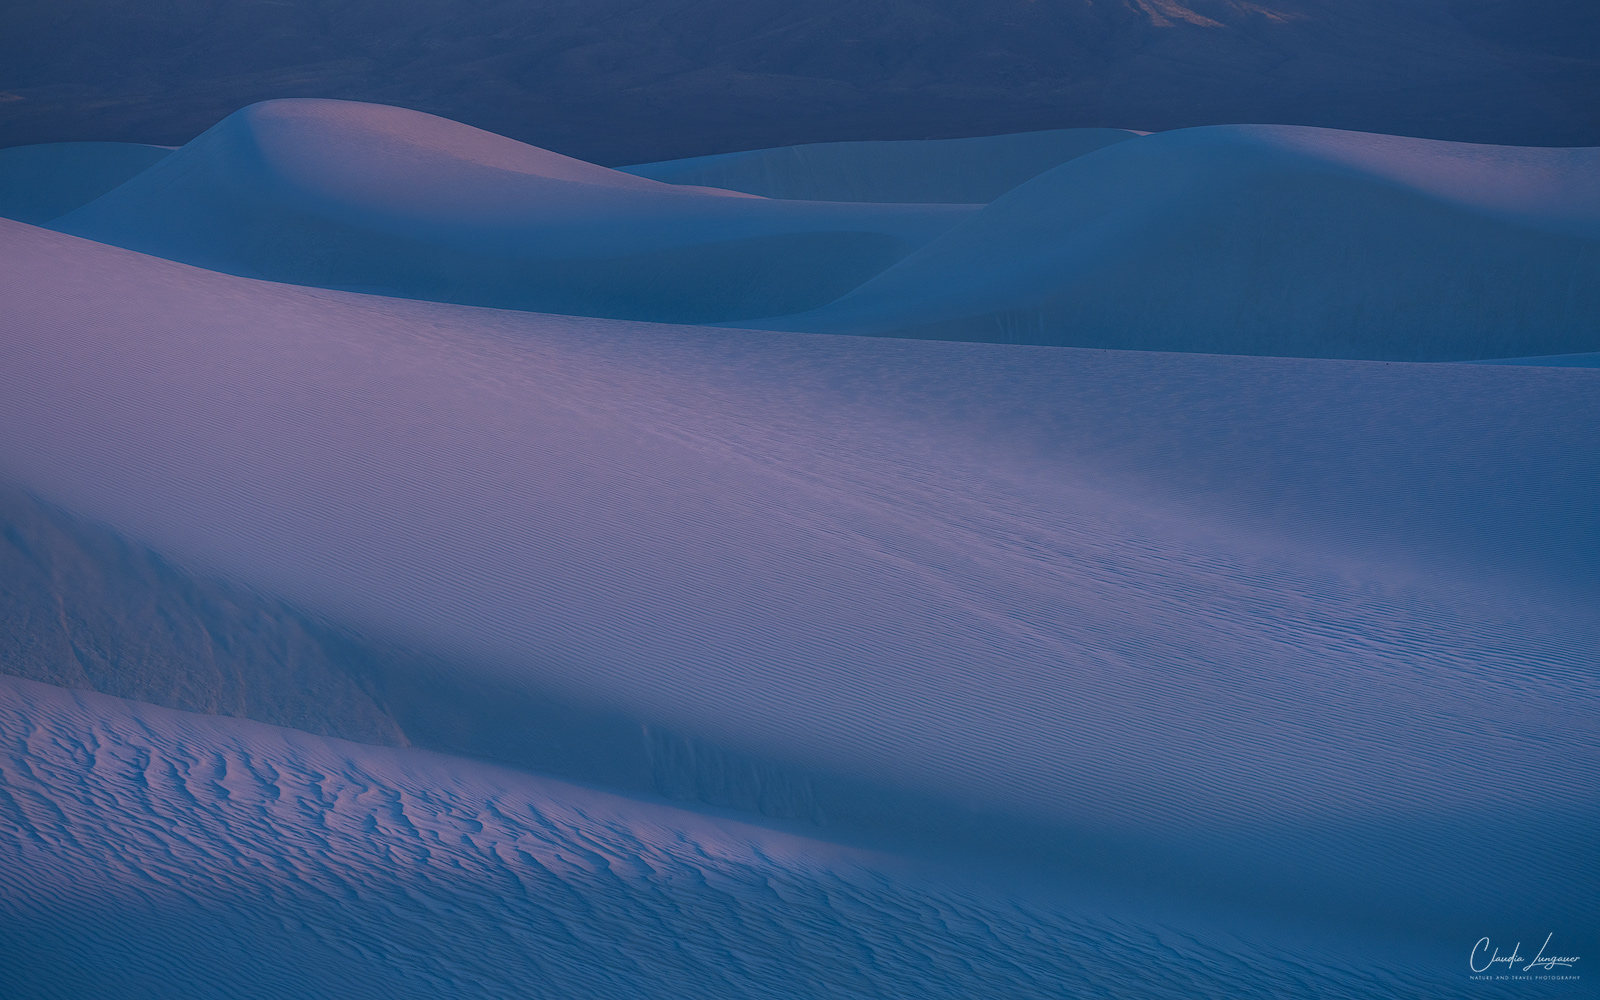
3, 219, 1595, 945
620, 128, 1139, 203
750, 124, 1600, 360
49, 99, 974, 323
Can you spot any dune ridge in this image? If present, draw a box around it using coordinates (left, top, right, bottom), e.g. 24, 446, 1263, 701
49, 99, 974, 324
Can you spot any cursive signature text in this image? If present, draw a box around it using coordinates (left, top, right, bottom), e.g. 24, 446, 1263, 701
1471, 934, 1580, 974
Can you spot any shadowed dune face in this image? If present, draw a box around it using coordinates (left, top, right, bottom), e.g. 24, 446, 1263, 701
0, 486, 409, 748
1, 0, 1598, 162
0, 141, 171, 224
753, 125, 1600, 360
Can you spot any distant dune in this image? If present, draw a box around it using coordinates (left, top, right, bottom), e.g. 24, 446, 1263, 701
752, 125, 1600, 359
49, 100, 974, 323
38, 100, 1600, 359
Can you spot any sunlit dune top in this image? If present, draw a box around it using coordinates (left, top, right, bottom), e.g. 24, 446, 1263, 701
208, 98, 762, 202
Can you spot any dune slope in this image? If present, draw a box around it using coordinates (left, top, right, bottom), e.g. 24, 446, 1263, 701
620, 128, 1140, 203
2, 220, 1596, 942
48, 99, 974, 323
0, 485, 409, 747
1475, 351, 1600, 367
751, 124, 1600, 360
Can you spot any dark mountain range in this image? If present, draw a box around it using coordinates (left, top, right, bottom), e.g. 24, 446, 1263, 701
2, 0, 1598, 163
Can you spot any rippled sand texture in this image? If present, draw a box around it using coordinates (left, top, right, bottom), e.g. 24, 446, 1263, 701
0, 677, 1513, 1000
